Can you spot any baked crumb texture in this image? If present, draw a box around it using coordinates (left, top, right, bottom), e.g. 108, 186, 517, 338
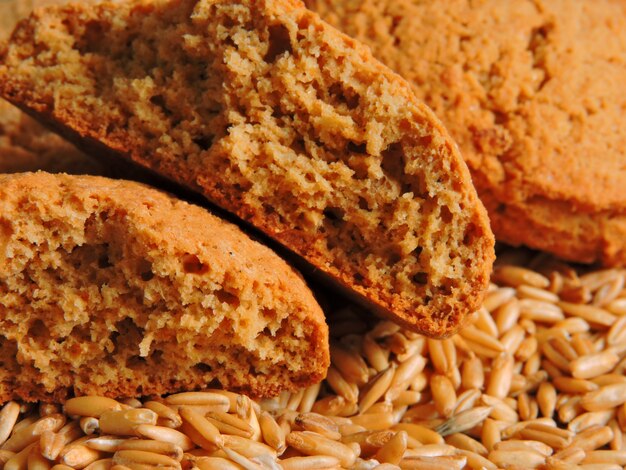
0, 0, 122, 175
306, 0, 626, 267
0, 0, 494, 336
0, 172, 329, 402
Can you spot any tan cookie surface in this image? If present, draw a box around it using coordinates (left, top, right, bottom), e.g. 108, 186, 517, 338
0, 0, 110, 175
0, 172, 329, 402
0, 0, 494, 337
307, 0, 626, 266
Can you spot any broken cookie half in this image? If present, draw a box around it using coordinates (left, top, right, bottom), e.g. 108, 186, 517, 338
0, 172, 329, 402
0, 0, 494, 336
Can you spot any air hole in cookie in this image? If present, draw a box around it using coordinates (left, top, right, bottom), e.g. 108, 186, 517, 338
222, 15, 236, 28
528, 25, 549, 53
438, 283, 453, 295
272, 107, 285, 120
98, 251, 112, 269
316, 52, 330, 73
76, 20, 107, 54
194, 363, 212, 373
440, 206, 453, 224
494, 111, 507, 125
390, 15, 402, 35
0, 219, 13, 258
329, 83, 360, 110
149, 350, 163, 364
417, 134, 433, 148
463, 223, 478, 246
381, 142, 404, 187
388, 252, 401, 266
414, 272, 428, 285
150, 94, 165, 107
261, 308, 277, 321
215, 288, 240, 307
231, 182, 246, 193
262, 203, 286, 225
84, 213, 98, 235
401, 182, 414, 195
28, 319, 47, 338
265, 24, 292, 62
126, 355, 146, 369
182, 254, 208, 275
0, 339, 16, 368
109, 331, 120, 353
115, 318, 143, 341
193, 135, 214, 151
138, 260, 154, 281
311, 79, 323, 97
323, 206, 345, 226
347, 141, 367, 154
347, 156, 369, 180
358, 197, 370, 211
354, 272, 364, 283
290, 138, 306, 155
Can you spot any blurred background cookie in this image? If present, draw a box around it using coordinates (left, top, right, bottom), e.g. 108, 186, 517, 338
0, 0, 110, 174
0, 99, 106, 174
307, 0, 626, 267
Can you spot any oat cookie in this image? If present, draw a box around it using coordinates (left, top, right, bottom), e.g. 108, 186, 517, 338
0, 172, 329, 402
307, 0, 626, 267
0, 0, 494, 336
0, 0, 108, 174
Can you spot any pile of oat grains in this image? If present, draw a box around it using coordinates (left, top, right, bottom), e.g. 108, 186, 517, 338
1, 247, 626, 470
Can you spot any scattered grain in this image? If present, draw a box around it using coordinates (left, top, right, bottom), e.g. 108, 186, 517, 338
7, 257, 626, 468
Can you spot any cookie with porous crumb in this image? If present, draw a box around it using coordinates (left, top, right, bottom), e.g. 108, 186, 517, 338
0, 0, 108, 175
0, 0, 494, 336
306, 0, 626, 267
0, 172, 329, 402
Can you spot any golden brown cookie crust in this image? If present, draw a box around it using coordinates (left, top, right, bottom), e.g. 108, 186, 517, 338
0, 172, 329, 402
0, 0, 495, 337
307, 0, 626, 267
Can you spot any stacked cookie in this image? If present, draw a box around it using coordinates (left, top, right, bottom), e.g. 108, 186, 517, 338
0, 0, 494, 401
0, 0, 134, 176
306, 0, 626, 267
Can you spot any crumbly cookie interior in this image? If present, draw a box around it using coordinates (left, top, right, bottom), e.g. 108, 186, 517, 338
305, 0, 626, 267
1, 0, 493, 333
0, 174, 324, 400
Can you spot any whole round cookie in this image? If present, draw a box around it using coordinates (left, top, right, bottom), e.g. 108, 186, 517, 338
306, 0, 626, 266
